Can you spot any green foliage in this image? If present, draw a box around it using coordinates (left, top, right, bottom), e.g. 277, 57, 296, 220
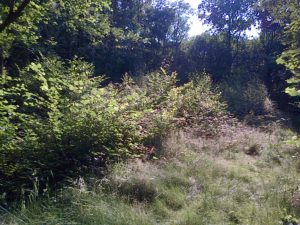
0, 1, 46, 46
0, 57, 224, 202
0, 0, 111, 79
264, 0, 300, 145
198, 0, 256, 36
221, 74, 269, 116
2, 124, 299, 224
1, 0, 299, 216
198, 0, 256, 60
174, 73, 225, 117
180, 34, 232, 80
263, 0, 300, 99
45, 0, 111, 45
280, 47, 300, 98
95, 0, 192, 79
0, 57, 104, 198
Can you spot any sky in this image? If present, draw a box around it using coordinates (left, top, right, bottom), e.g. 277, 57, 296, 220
183, 0, 208, 37
178, 0, 260, 38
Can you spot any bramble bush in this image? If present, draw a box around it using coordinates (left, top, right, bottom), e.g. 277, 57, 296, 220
0, 57, 224, 203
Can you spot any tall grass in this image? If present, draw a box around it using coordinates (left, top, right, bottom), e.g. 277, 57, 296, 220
1, 121, 299, 225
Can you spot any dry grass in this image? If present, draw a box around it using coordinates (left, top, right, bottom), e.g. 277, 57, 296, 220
172, 118, 294, 158
1, 119, 300, 225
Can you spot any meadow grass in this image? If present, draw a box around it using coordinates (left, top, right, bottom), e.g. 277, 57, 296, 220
1, 124, 300, 225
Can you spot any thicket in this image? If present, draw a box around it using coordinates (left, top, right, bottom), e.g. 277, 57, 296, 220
1, 0, 300, 210
0, 56, 224, 203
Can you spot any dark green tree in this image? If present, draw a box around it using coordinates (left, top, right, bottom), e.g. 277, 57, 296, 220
257, 0, 299, 108
0, 0, 111, 77
0, 0, 47, 75
94, 0, 192, 80
198, 0, 256, 72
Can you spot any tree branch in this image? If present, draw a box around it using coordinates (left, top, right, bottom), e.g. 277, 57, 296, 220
0, 0, 31, 33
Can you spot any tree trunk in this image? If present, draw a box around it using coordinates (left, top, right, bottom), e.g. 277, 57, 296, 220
0, 47, 3, 76
227, 29, 233, 74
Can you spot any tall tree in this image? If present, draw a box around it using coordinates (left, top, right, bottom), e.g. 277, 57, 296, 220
198, 0, 256, 72
0, 0, 111, 76
258, 0, 299, 103
0, 0, 46, 75
260, 0, 300, 144
38, 0, 111, 60
94, 0, 192, 80
0, 0, 31, 33
274, 1, 300, 99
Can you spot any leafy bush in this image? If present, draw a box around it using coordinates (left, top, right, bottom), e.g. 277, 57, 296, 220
0, 59, 224, 203
175, 73, 225, 118
0, 57, 102, 200
220, 74, 269, 116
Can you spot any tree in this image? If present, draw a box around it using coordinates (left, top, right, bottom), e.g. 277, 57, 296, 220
94, 0, 192, 80
0, 0, 46, 75
0, 0, 32, 33
179, 33, 231, 81
262, 0, 300, 146
275, 2, 300, 99
168, 0, 191, 45
259, 0, 300, 101
198, 0, 256, 72
37, 0, 110, 61
0, 0, 111, 76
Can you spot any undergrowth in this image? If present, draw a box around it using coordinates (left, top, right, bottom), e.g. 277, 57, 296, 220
0, 58, 224, 202
1, 121, 300, 225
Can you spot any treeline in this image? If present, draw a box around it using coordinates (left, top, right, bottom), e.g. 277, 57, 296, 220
0, 0, 299, 203
1, 0, 299, 113
0, 0, 191, 80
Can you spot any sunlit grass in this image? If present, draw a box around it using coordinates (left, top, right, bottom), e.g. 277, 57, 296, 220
1, 127, 299, 225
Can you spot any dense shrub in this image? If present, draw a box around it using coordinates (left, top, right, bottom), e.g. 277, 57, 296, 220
0, 58, 224, 202
0, 57, 102, 200
220, 74, 269, 116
